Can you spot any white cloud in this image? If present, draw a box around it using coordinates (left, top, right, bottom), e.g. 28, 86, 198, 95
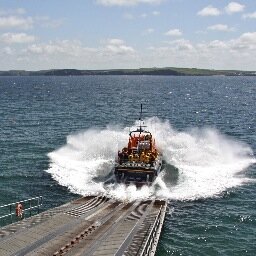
141, 13, 148, 18
197, 5, 221, 16
18, 41, 97, 69
104, 38, 135, 55
146, 28, 154, 33
2, 31, 256, 71
207, 24, 235, 32
207, 40, 228, 49
170, 39, 194, 51
96, 0, 163, 6
25, 38, 135, 58
15, 38, 137, 70
165, 29, 182, 37
225, 2, 245, 14
0, 8, 26, 16
123, 10, 160, 20
107, 38, 124, 45
143, 28, 155, 35
35, 16, 63, 28
0, 32, 36, 44
242, 12, 256, 19
196, 32, 256, 52
26, 40, 94, 56
0, 13, 62, 31
15, 8, 26, 15
2, 46, 15, 55
146, 32, 256, 70
0, 16, 33, 29
152, 11, 160, 16
176, 33, 256, 52
231, 32, 256, 50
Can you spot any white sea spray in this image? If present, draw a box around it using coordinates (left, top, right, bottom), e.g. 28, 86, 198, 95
46, 118, 255, 201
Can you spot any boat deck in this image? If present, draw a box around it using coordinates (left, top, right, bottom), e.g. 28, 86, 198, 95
0, 196, 166, 256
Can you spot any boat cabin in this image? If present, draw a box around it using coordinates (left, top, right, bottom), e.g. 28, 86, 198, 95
118, 129, 158, 165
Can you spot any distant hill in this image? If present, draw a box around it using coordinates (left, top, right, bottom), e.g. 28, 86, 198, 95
0, 67, 255, 76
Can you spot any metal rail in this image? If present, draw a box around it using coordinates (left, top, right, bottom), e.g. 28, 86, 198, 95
115, 200, 155, 256
139, 205, 163, 256
0, 196, 43, 223
0, 196, 166, 256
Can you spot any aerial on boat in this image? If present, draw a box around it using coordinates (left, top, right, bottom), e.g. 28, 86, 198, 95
114, 104, 163, 184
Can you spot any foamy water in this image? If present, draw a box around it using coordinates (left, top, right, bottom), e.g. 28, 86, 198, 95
46, 118, 255, 201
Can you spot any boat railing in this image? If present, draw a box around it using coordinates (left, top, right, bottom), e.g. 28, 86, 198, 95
0, 196, 43, 224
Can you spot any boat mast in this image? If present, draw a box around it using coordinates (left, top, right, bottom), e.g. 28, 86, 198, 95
139, 104, 142, 134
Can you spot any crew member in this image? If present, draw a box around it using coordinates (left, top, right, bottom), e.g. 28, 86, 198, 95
16, 202, 23, 218
140, 151, 145, 162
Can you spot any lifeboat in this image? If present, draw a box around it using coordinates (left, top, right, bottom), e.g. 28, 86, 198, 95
114, 105, 162, 184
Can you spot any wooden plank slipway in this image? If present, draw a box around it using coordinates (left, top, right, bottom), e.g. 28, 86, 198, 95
0, 196, 167, 256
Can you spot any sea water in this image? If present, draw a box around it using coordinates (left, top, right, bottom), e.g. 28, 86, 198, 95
0, 75, 255, 255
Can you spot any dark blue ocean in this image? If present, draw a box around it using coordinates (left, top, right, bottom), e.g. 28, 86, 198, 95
0, 76, 255, 255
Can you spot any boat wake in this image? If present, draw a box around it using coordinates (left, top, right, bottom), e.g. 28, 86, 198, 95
46, 118, 255, 201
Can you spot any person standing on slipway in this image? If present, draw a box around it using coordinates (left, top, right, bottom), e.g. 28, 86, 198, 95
16, 202, 23, 219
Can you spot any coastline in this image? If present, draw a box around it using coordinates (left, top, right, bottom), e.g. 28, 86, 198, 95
0, 67, 256, 76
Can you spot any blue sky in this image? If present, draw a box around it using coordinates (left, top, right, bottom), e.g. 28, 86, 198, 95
0, 0, 255, 70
